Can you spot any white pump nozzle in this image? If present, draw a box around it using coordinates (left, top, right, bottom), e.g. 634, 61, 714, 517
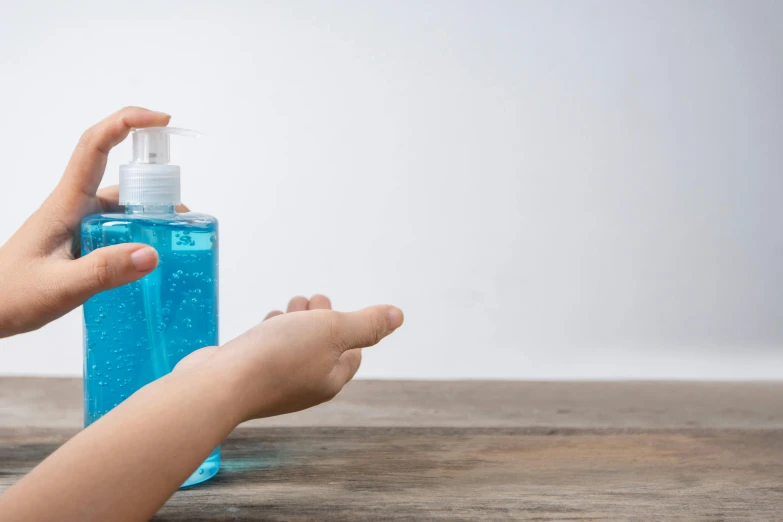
119, 127, 201, 207
131, 127, 202, 165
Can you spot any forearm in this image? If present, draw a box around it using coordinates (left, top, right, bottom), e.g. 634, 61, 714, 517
0, 360, 240, 522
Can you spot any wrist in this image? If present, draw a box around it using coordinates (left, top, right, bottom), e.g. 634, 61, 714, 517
213, 344, 285, 424
171, 346, 263, 427
164, 354, 246, 431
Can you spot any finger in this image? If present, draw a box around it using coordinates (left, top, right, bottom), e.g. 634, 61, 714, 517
50, 107, 170, 221
308, 294, 332, 310
56, 244, 159, 307
330, 305, 404, 353
96, 185, 190, 214
287, 296, 309, 313
96, 185, 121, 213
264, 310, 283, 321
331, 349, 362, 386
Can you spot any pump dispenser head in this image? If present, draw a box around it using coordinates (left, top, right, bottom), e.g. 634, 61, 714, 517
119, 127, 201, 207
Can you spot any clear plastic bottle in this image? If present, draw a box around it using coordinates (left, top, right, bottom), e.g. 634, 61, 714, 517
81, 128, 220, 487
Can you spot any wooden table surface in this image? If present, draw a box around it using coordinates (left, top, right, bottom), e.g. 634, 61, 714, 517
0, 378, 782, 521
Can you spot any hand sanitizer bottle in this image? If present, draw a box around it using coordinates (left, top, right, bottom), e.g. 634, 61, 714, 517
81, 127, 219, 487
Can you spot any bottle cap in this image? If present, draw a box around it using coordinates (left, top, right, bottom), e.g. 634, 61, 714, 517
119, 127, 201, 206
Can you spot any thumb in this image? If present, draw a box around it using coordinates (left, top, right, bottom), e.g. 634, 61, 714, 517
329, 305, 405, 353
62, 244, 158, 304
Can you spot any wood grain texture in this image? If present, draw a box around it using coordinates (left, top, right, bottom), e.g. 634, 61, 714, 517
0, 379, 782, 520
2, 378, 782, 429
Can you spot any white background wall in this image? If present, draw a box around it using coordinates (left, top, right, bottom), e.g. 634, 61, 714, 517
1, 0, 782, 379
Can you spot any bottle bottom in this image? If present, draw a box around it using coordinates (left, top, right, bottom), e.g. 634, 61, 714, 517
181, 446, 221, 488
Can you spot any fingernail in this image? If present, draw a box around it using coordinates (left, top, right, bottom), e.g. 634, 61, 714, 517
130, 247, 158, 272
387, 307, 404, 330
